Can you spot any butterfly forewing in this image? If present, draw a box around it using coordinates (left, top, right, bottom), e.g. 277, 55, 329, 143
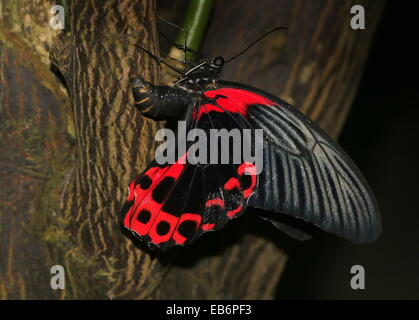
210, 81, 381, 243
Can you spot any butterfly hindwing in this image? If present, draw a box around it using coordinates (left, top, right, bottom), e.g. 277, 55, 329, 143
121, 106, 257, 250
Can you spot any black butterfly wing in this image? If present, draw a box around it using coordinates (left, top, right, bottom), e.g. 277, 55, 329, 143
201, 81, 382, 243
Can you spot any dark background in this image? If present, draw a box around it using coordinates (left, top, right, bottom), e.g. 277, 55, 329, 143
276, 1, 419, 299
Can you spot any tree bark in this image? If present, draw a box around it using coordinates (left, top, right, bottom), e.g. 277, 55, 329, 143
0, 0, 385, 299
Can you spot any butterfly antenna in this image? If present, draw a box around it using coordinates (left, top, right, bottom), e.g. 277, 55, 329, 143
133, 44, 184, 75
157, 13, 211, 61
157, 28, 210, 60
157, 13, 188, 64
224, 26, 287, 63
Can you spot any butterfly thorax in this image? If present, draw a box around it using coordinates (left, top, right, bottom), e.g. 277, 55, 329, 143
174, 56, 225, 92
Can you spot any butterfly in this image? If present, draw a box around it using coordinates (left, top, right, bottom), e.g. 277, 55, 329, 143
121, 30, 382, 251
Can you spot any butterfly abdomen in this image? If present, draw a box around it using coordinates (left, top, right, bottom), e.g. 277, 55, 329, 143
131, 77, 192, 120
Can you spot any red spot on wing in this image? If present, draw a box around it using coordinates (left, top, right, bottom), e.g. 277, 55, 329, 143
193, 88, 277, 119
238, 162, 257, 198
201, 223, 215, 231
224, 177, 240, 190
227, 205, 243, 218
148, 211, 179, 244
173, 213, 202, 244
126, 177, 138, 202
206, 198, 224, 208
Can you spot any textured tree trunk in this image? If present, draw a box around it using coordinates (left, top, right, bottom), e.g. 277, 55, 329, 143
0, 0, 385, 299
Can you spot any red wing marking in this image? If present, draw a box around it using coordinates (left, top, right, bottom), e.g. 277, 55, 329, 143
201, 223, 215, 231
227, 205, 244, 218
123, 156, 258, 247
193, 88, 278, 119
224, 177, 240, 191
206, 198, 225, 208
238, 162, 257, 198
148, 211, 179, 244
173, 213, 202, 244
123, 154, 188, 243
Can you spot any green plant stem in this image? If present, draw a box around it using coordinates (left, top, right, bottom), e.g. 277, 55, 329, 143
175, 0, 214, 59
